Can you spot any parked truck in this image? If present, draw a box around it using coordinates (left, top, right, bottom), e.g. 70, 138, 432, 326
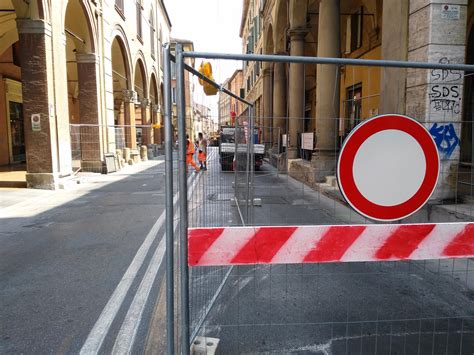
219, 126, 265, 171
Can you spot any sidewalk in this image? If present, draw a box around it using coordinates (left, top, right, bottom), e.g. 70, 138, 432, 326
0, 159, 164, 223
286, 158, 474, 223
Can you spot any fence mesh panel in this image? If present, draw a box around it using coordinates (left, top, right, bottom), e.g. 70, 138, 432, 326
184, 60, 474, 354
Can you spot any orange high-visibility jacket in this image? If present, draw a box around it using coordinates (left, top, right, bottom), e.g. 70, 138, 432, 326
186, 139, 195, 155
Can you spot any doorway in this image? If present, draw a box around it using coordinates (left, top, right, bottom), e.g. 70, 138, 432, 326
4, 78, 24, 164
8, 100, 24, 163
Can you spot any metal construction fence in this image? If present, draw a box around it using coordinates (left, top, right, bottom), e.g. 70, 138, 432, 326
164, 44, 474, 354
69, 124, 162, 174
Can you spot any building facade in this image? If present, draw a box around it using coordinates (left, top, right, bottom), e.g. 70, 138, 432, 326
241, 0, 474, 200
170, 39, 195, 141
0, 0, 171, 189
218, 69, 244, 127
193, 102, 211, 138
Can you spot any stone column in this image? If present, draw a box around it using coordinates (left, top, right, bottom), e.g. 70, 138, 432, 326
313, 0, 340, 181
381, 0, 409, 114
77, 53, 102, 172
406, 0, 468, 200
262, 67, 273, 145
17, 20, 59, 189
272, 58, 287, 149
122, 90, 137, 149
141, 98, 151, 146
288, 29, 307, 159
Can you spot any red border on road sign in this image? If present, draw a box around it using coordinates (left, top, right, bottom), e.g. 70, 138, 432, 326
337, 114, 440, 221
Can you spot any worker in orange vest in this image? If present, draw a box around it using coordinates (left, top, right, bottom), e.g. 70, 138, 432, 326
197, 132, 207, 171
186, 134, 200, 173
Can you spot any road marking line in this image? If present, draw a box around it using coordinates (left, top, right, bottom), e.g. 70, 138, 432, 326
111, 171, 202, 354
111, 235, 166, 354
80, 173, 195, 354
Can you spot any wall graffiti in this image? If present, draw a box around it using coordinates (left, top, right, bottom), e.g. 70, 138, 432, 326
429, 57, 462, 115
429, 123, 460, 159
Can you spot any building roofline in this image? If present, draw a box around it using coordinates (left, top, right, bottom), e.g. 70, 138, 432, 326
158, 0, 172, 29
239, 0, 250, 37
228, 68, 242, 83
170, 37, 194, 49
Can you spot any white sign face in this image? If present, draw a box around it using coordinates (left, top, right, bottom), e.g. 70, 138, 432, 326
301, 132, 314, 150
352, 130, 426, 206
441, 4, 460, 20
31, 114, 41, 132
337, 114, 440, 221
282, 134, 287, 147
222, 127, 234, 135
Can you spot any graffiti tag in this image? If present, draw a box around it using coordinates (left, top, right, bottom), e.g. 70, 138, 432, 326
429, 57, 462, 115
430, 57, 462, 82
429, 123, 460, 159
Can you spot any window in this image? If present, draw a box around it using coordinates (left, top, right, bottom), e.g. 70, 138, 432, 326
150, 10, 155, 59
346, 84, 362, 133
136, 1, 143, 41
247, 32, 254, 54
345, 7, 363, 53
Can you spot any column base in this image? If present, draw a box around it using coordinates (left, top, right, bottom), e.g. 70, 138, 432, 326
287, 147, 299, 159
81, 160, 104, 173
26, 173, 59, 190
310, 151, 337, 182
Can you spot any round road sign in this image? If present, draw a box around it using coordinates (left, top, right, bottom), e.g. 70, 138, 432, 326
337, 114, 439, 221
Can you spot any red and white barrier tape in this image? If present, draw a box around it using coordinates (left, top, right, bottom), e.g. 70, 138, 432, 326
188, 223, 474, 266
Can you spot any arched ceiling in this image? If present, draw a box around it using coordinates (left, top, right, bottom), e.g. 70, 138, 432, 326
112, 36, 129, 92
134, 59, 146, 100
149, 73, 158, 103
273, 0, 288, 53
0, 0, 18, 56
64, 0, 94, 54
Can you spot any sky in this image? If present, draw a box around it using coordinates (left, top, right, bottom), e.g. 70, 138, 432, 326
164, 0, 244, 120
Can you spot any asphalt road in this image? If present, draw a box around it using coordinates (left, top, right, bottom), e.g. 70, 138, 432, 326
1, 158, 177, 354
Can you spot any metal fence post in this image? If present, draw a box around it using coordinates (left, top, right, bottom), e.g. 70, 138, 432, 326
246, 105, 254, 225
176, 43, 191, 355
234, 117, 239, 215
162, 43, 174, 355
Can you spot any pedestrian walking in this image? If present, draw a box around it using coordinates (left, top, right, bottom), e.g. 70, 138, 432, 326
198, 132, 208, 170
186, 134, 200, 173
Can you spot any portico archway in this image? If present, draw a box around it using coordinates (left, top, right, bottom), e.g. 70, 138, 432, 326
65, 0, 101, 172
